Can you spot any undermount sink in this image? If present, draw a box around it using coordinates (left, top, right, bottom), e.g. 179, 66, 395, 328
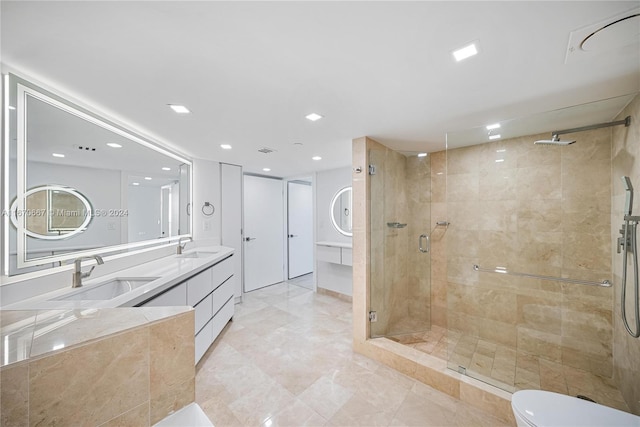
177, 251, 218, 259
51, 277, 160, 301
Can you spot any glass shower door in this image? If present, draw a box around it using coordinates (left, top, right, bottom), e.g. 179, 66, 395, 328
369, 148, 432, 339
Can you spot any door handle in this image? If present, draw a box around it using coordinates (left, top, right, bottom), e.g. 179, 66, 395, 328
419, 234, 429, 253
288, 234, 298, 238
244, 237, 256, 242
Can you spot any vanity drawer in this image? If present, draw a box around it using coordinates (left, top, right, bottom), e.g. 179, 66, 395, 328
211, 256, 234, 289
211, 297, 234, 344
341, 248, 353, 266
317, 245, 341, 264
187, 268, 213, 307
194, 293, 213, 334
142, 282, 187, 307
195, 318, 213, 363
212, 277, 234, 315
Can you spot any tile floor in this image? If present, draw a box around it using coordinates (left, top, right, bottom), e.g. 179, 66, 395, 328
391, 326, 630, 413
195, 280, 509, 426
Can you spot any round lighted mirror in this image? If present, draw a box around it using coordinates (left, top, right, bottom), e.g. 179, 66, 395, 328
10, 185, 93, 240
330, 186, 352, 237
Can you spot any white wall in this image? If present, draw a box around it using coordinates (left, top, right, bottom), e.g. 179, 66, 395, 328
315, 166, 352, 296
316, 167, 352, 243
192, 158, 221, 245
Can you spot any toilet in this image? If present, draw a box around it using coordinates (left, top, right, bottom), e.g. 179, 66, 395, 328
511, 390, 640, 427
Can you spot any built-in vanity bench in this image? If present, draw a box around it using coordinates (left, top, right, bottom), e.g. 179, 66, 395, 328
315, 241, 352, 299
2, 246, 235, 364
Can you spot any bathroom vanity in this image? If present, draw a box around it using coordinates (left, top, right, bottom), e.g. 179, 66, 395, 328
2, 246, 235, 364
315, 241, 352, 297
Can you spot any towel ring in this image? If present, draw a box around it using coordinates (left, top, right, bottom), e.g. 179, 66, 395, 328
202, 202, 214, 216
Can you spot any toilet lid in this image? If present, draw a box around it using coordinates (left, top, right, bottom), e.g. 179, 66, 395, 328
512, 390, 640, 427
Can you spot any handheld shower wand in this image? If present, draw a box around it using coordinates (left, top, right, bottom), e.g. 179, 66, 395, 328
620, 176, 640, 338
623, 176, 633, 216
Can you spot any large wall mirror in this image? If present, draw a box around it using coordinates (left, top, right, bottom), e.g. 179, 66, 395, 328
3, 73, 192, 275
330, 186, 352, 237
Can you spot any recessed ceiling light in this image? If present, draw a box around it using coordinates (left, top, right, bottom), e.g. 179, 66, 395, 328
495, 159, 505, 163
168, 104, 190, 114
263, 168, 271, 172
312, 156, 322, 161
496, 149, 506, 153
106, 143, 122, 148
489, 134, 501, 140
8, 106, 16, 110
417, 153, 428, 158
144, 177, 152, 180
486, 123, 500, 130
452, 42, 478, 61
220, 144, 232, 150
305, 113, 323, 122
52, 153, 65, 158
162, 167, 171, 171
132, 182, 140, 186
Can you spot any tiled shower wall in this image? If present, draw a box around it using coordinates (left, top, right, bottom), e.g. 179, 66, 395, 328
444, 126, 614, 381
612, 93, 640, 415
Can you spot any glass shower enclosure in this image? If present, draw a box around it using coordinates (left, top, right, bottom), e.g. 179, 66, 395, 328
369, 147, 432, 339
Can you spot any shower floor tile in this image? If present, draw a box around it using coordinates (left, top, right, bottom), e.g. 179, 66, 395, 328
391, 327, 632, 414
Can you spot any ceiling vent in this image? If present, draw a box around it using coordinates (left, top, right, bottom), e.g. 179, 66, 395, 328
258, 147, 276, 154
74, 145, 97, 152
565, 7, 640, 63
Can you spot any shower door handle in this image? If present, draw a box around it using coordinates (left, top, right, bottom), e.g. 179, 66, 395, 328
419, 234, 429, 253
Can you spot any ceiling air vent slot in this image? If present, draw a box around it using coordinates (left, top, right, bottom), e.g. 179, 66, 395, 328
74, 145, 97, 152
258, 147, 276, 154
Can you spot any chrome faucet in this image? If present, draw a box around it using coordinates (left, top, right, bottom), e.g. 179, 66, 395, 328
72, 255, 104, 288
176, 237, 192, 254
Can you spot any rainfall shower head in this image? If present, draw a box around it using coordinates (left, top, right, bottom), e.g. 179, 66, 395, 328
534, 116, 631, 146
534, 134, 576, 146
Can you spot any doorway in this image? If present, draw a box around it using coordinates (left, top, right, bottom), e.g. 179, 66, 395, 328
243, 174, 284, 292
287, 180, 313, 280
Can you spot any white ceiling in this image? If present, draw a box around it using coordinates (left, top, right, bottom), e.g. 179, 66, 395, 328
2, 1, 639, 177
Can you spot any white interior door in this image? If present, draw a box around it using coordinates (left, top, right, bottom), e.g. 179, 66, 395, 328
243, 175, 284, 292
287, 181, 313, 279
221, 163, 243, 302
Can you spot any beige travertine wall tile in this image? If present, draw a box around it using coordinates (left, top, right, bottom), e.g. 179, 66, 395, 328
29, 327, 149, 427
459, 380, 515, 424
517, 294, 562, 335
0, 362, 29, 427
516, 164, 562, 201
99, 402, 149, 427
150, 377, 195, 425
150, 312, 195, 423
516, 327, 562, 363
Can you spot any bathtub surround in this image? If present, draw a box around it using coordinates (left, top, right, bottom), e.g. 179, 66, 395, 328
0, 307, 195, 426
612, 94, 640, 415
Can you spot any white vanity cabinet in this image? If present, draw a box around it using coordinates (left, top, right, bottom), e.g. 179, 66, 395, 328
315, 242, 352, 297
138, 255, 235, 364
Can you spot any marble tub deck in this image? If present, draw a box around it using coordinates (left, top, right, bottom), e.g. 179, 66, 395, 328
195, 281, 508, 426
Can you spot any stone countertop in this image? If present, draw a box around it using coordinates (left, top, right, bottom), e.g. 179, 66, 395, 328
315, 241, 352, 249
1, 246, 234, 311
0, 305, 193, 368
